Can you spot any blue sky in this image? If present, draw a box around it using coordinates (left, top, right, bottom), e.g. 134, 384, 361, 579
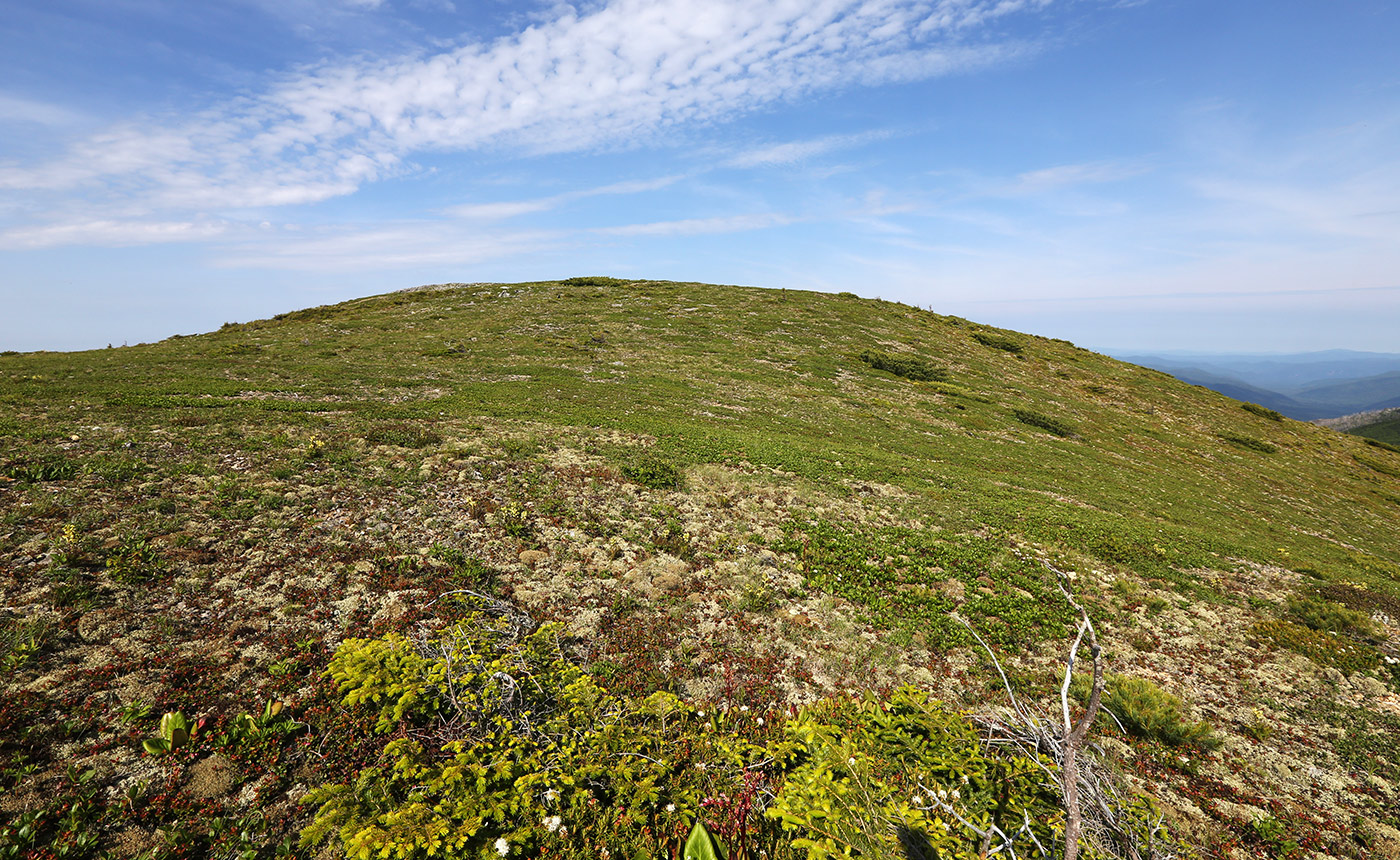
2, 0, 1398, 353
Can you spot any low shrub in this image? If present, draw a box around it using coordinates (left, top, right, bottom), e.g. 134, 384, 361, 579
1218, 433, 1277, 454
1091, 674, 1222, 750
561, 276, 629, 287
1318, 582, 1400, 619
104, 534, 165, 585
858, 349, 949, 383
970, 331, 1023, 353
621, 454, 683, 490
2, 454, 76, 483
362, 423, 442, 449
1013, 409, 1077, 438
305, 609, 777, 860
1364, 437, 1400, 454
768, 688, 1062, 859
1252, 619, 1382, 675
1286, 595, 1376, 637
304, 609, 1081, 860
1241, 403, 1284, 422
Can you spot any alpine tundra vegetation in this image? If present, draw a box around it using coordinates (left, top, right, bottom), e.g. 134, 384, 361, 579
1, 279, 1398, 859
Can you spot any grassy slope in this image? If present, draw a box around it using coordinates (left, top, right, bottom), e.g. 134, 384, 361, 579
2, 278, 1399, 857
1351, 417, 1400, 449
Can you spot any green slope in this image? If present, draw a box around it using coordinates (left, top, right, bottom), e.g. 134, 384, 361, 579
2, 278, 1398, 858
1351, 415, 1400, 448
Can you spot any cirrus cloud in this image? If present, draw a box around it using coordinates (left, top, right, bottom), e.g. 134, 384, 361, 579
0, 0, 1051, 238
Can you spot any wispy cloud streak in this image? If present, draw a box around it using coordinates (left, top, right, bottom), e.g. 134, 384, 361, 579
0, 0, 1049, 238
445, 175, 685, 220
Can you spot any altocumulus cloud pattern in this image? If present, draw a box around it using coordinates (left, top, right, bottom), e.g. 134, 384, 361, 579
0, 0, 1046, 246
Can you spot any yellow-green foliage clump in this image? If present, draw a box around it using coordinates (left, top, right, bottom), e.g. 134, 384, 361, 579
1285, 594, 1377, 638
303, 612, 774, 860
1252, 619, 1382, 675
302, 612, 1086, 860
768, 689, 1061, 859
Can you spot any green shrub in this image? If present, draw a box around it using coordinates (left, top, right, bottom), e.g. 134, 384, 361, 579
1252, 619, 1381, 675
621, 454, 683, 490
362, 423, 442, 449
768, 688, 1061, 860
1241, 403, 1284, 422
858, 349, 949, 383
1093, 674, 1222, 750
1286, 595, 1376, 637
1219, 433, 1277, 454
561, 276, 629, 287
3, 454, 76, 483
492, 501, 535, 539
1012, 409, 1077, 438
104, 535, 165, 584
1364, 437, 1400, 454
304, 612, 1158, 860
970, 331, 1023, 353
303, 612, 775, 860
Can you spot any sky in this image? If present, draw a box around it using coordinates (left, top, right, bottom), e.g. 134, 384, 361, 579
2, 0, 1398, 354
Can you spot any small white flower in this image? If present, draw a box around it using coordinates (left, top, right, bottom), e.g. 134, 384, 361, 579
697, 710, 706, 718
912, 795, 923, 806
756, 717, 764, 726
494, 838, 510, 856
950, 789, 960, 801
960, 775, 969, 784
847, 757, 856, 766
665, 803, 676, 813
739, 705, 749, 712
543, 789, 558, 803
543, 816, 562, 833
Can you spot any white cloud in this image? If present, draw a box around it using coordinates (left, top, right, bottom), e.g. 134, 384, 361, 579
444, 174, 684, 220
0, 219, 229, 250
725, 130, 892, 168
0, 93, 84, 127
1, 0, 1050, 239
595, 212, 793, 236
1008, 160, 1147, 193
215, 223, 562, 270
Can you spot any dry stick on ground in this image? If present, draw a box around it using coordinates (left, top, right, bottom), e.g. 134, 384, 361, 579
954, 558, 1162, 860
1053, 565, 1104, 860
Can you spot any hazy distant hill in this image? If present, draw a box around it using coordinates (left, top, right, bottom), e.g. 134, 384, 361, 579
3, 280, 1398, 858
1117, 349, 1400, 420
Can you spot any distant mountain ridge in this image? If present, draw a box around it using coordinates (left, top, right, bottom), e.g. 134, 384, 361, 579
1114, 349, 1400, 420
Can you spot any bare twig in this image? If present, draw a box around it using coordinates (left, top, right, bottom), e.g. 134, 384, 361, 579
945, 554, 1167, 860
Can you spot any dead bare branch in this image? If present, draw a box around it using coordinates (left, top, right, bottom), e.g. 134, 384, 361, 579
946, 555, 1172, 860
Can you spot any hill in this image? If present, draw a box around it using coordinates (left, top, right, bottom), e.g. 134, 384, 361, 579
1117, 351, 1400, 420
2, 279, 1399, 859
1319, 407, 1400, 449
